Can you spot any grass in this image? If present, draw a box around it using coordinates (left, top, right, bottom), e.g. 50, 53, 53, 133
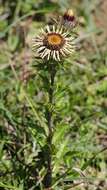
0, 0, 107, 189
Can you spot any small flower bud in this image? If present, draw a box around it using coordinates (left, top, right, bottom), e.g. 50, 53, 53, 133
62, 9, 77, 29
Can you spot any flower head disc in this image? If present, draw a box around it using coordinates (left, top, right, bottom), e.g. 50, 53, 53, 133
43, 33, 65, 50
32, 25, 75, 61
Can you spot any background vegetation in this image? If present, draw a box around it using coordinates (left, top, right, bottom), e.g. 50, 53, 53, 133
0, 0, 107, 189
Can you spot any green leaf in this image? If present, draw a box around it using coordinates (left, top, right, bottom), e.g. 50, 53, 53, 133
8, 34, 19, 52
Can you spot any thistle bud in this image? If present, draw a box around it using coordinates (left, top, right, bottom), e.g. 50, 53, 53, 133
62, 9, 77, 29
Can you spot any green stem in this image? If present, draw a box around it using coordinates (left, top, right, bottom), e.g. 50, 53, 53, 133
43, 63, 57, 188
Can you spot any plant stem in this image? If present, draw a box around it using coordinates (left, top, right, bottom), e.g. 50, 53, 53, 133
48, 63, 56, 133
43, 63, 57, 189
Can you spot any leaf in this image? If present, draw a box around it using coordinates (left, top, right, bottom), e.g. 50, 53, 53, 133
0, 101, 15, 125
8, 34, 19, 52
53, 136, 70, 176
0, 141, 5, 160
0, 182, 22, 190
52, 124, 69, 144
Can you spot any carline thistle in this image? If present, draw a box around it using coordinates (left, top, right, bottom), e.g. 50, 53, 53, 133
32, 9, 77, 61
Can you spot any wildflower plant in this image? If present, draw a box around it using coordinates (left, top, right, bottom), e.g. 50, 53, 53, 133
1, 2, 107, 190
32, 9, 77, 189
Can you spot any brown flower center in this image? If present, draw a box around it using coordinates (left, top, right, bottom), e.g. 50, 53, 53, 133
43, 33, 65, 50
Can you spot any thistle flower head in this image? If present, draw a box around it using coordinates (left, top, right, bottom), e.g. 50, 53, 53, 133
32, 25, 75, 61
61, 9, 77, 29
